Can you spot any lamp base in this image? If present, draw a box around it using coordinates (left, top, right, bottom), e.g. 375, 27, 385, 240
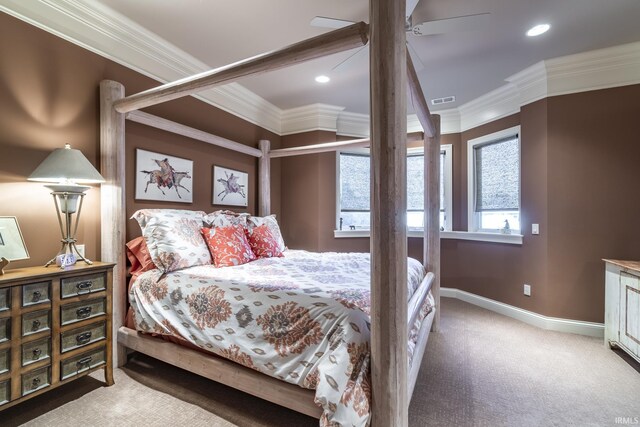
0, 257, 9, 275
45, 241, 93, 269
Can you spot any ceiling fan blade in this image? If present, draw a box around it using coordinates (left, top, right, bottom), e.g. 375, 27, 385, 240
310, 16, 356, 29
406, 0, 420, 19
412, 13, 490, 36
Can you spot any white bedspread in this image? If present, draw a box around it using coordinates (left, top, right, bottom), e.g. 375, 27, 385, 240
129, 250, 433, 426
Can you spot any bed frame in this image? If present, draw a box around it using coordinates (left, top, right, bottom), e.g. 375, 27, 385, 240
100, 1, 441, 425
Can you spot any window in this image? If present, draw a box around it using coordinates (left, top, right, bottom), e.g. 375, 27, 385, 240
337, 145, 453, 232
467, 126, 520, 233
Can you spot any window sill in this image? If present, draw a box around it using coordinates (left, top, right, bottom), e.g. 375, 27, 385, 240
333, 229, 523, 245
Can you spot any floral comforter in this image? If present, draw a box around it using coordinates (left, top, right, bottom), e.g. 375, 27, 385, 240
129, 250, 434, 426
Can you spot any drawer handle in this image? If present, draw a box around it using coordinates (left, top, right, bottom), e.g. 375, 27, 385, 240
76, 331, 92, 345
31, 377, 41, 389
76, 307, 92, 319
76, 281, 93, 293
32, 348, 42, 359
77, 356, 92, 369
32, 319, 41, 331
32, 291, 41, 302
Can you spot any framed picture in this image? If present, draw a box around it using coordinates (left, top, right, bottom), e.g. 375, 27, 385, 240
213, 165, 248, 207
135, 149, 193, 203
0, 217, 29, 261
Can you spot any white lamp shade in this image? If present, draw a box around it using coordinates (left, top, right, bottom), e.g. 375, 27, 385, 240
28, 144, 105, 184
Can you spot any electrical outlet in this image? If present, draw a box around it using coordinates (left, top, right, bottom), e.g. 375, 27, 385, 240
76, 244, 85, 258
524, 284, 531, 296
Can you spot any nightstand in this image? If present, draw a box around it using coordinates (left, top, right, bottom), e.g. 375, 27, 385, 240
0, 262, 114, 410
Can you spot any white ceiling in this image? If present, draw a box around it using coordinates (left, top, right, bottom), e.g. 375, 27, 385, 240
96, 0, 640, 115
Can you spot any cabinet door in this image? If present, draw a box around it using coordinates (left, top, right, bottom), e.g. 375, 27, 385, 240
619, 272, 640, 356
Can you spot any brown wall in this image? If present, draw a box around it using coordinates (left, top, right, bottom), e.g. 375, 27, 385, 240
0, 13, 280, 268
279, 87, 640, 323
545, 85, 640, 321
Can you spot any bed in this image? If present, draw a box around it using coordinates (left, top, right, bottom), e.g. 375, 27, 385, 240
101, 2, 442, 425
126, 250, 434, 425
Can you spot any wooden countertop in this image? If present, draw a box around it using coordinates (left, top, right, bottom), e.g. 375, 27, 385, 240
0, 261, 115, 285
603, 259, 640, 273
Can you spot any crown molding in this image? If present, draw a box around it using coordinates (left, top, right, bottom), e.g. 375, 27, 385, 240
280, 104, 345, 136
457, 84, 520, 132
544, 41, 640, 97
2, 1, 639, 138
0, 0, 283, 134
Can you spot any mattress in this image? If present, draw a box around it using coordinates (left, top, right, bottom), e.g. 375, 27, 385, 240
129, 250, 434, 426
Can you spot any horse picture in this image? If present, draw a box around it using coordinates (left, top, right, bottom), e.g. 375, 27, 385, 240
135, 149, 193, 203
213, 165, 248, 207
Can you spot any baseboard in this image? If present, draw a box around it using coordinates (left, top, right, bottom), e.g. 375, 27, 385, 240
441, 287, 604, 338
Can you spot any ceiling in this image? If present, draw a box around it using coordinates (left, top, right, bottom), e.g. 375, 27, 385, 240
80, 0, 640, 114
100, 0, 640, 113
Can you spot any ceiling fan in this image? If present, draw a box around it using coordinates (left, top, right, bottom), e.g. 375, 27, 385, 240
311, 0, 490, 72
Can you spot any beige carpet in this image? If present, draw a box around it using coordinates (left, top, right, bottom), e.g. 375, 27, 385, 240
2, 298, 639, 426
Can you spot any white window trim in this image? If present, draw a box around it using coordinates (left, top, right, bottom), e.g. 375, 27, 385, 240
333, 229, 523, 245
466, 125, 521, 234
336, 144, 453, 232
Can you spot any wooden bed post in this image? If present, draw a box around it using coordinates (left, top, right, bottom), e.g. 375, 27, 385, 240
100, 80, 127, 367
424, 115, 441, 332
259, 140, 271, 216
369, 0, 408, 424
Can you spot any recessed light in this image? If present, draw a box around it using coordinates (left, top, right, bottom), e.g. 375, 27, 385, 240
526, 24, 550, 37
315, 75, 330, 83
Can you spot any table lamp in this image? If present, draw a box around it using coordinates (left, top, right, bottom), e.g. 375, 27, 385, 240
28, 144, 105, 267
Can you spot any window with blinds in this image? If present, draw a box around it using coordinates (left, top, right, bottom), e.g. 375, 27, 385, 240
338, 148, 451, 231
474, 136, 519, 212
468, 128, 521, 232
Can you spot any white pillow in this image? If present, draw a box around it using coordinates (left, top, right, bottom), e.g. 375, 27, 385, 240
132, 209, 211, 273
204, 210, 250, 228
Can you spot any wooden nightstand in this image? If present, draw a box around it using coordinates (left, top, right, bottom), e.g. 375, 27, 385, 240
0, 262, 114, 410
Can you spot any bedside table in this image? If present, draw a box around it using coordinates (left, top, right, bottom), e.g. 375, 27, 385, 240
0, 262, 115, 410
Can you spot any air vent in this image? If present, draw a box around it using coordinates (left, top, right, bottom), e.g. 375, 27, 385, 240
430, 96, 456, 106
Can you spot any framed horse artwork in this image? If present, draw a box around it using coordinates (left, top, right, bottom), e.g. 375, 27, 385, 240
212, 165, 248, 207
135, 149, 193, 203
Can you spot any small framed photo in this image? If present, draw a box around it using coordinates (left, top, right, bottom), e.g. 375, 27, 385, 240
135, 149, 193, 203
0, 217, 29, 261
213, 165, 248, 207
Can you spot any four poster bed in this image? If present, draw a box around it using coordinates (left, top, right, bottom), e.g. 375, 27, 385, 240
100, 1, 441, 425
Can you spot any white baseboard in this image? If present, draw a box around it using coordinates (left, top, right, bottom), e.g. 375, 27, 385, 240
441, 287, 604, 338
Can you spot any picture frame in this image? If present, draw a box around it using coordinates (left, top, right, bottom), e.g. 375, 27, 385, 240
213, 165, 249, 207
135, 149, 193, 203
0, 216, 29, 262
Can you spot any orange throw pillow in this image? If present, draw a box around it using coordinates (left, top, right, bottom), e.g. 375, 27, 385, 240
202, 225, 256, 267
246, 224, 284, 258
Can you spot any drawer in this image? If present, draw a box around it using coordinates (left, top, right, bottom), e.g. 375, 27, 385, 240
61, 321, 106, 353
61, 346, 106, 381
61, 273, 106, 299
61, 298, 106, 326
22, 365, 50, 396
22, 309, 51, 337
22, 337, 50, 367
0, 288, 9, 312
0, 318, 9, 343
0, 347, 8, 374
22, 281, 50, 307
0, 379, 8, 406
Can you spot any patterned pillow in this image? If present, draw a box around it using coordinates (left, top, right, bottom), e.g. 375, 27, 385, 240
131, 209, 211, 273
202, 225, 256, 267
204, 210, 250, 228
247, 215, 286, 254
246, 224, 284, 258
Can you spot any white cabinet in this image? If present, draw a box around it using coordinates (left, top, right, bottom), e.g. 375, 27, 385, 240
604, 259, 640, 363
